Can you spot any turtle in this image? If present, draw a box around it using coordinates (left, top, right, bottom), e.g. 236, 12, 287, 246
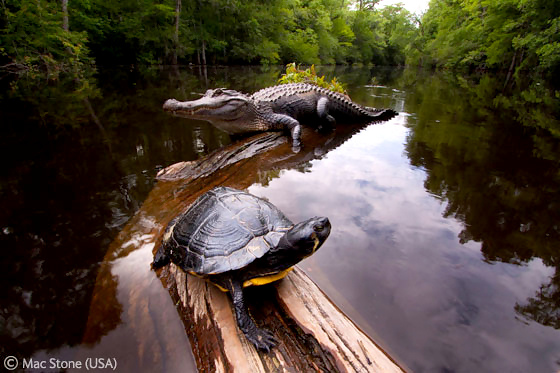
152, 186, 331, 351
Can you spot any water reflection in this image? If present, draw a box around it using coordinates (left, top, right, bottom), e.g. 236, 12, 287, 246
246, 70, 560, 372
249, 122, 559, 373
0, 66, 234, 363
402, 71, 560, 335
2, 66, 559, 372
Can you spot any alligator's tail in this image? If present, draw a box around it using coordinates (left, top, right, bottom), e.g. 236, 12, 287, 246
364, 106, 398, 122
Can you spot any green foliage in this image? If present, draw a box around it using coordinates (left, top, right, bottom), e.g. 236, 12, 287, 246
280, 28, 321, 65
3, 0, 559, 96
0, 0, 423, 71
1, 0, 93, 78
278, 63, 347, 94
379, 5, 417, 65
413, 0, 560, 84
68, 0, 179, 65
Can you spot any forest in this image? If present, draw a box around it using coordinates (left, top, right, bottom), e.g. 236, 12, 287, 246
1, 0, 559, 85
1, 0, 559, 142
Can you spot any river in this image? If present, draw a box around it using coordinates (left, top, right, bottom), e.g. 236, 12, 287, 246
1, 66, 558, 372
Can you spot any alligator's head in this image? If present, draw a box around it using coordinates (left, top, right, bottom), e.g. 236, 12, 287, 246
163, 88, 254, 132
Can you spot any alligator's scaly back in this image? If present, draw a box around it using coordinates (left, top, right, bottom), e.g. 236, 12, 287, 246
163, 83, 397, 150
251, 83, 396, 122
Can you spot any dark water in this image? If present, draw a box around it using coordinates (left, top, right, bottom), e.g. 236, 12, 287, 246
1, 66, 559, 372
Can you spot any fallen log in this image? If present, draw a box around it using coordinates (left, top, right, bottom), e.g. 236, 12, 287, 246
85, 122, 404, 372
158, 263, 403, 372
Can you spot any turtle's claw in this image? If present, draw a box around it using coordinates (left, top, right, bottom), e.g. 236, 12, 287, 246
247, 328, 277, 352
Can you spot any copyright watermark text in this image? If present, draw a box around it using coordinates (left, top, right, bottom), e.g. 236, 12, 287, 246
3, 356, 18, 370
3, 356, 117, 371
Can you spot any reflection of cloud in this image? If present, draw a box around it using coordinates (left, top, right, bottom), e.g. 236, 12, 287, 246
249, 123, 559, 372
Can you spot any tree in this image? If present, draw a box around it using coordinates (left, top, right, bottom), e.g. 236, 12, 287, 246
353, 0, 380, 11
413, 0, 560, 85
1, 0, 92, 76
349, 9, 385, 64
379, 4, 417, 66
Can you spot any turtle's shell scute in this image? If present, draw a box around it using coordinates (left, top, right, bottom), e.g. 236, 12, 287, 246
169, 187, 293, 274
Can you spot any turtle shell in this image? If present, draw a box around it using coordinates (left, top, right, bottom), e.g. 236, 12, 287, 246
166, 187, 293, 275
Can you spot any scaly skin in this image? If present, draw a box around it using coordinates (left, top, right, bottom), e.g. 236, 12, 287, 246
163, 83, 397, 150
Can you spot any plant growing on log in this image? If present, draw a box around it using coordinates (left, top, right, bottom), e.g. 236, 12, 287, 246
278, 63, 347, 95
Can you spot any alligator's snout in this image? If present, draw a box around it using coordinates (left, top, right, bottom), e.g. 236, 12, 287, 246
163, 99, 180, 112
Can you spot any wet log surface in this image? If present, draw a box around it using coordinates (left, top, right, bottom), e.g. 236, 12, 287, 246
158, 264, 403, 372
85, 123, 404, 372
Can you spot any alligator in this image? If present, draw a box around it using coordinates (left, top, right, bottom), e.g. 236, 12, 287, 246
163, 83, 397, 149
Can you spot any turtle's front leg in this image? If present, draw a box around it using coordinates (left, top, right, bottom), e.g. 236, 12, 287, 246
228, 278, 277, 352
152, 244, 170, 269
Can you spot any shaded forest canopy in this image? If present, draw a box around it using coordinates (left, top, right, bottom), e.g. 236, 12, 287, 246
1, 0, 559, 82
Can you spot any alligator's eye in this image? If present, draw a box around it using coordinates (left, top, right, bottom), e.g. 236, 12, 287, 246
212, 88, 223, 97
314, 224, 324, 232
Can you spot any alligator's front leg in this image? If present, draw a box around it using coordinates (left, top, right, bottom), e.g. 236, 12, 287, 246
269, 113, 302, 152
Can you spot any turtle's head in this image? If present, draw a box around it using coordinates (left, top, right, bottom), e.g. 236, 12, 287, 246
280, 217, 331, 258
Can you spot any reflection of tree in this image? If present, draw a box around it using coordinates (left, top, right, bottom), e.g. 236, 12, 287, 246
515, 274, 560, 329
401, 71, 560, 329
1, 66, 283, 358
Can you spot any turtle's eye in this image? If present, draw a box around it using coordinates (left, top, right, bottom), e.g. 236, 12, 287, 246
314, 224, 324, 232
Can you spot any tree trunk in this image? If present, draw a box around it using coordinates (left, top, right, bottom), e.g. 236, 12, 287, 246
62, 0, 69, 31
201, 39, 207, 66
504, 49, 518, 91
172, 0, 181, 65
